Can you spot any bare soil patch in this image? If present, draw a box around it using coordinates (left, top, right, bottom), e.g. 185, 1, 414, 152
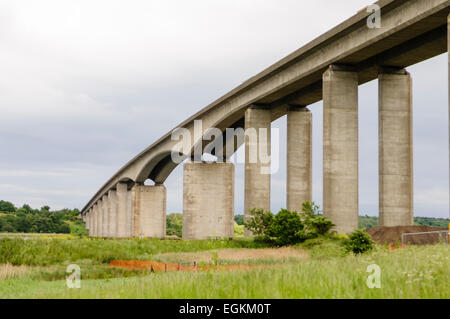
109, 260, 264, 272
367, 226, 448, 245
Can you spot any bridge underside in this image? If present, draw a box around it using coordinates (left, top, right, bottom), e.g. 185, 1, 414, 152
150, 12, 448, 184
81, 0, 450, 239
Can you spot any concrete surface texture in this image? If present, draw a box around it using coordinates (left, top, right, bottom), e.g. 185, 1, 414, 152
244, 107, 271, 236
132, 185, 166, 238
102, 194, 109, 237
116, 183, 130, 238
183, 162, 234, 240
287, 106, 312, 213
322, 67, 359, 234
108, 190, 118, 237
379, 71, 414, 226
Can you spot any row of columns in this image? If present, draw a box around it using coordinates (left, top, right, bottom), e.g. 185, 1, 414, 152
84, 184, 166, 238
83, 65, 414, 238
241, 66, 413, 234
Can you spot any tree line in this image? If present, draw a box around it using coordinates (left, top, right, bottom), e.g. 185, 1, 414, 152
0, 200, 87, 235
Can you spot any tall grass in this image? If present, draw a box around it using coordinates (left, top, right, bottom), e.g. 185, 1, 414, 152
0, 245, 448, 299
0, 263, 29, 281
0, 237, 267, 266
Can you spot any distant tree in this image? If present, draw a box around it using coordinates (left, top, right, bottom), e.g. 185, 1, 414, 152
40, 206, 50, 212
166, 213, 183, 237
21, 204, 33, 214
234, 215, 244, 225
0, 200, 16, 213
233, 222, 244, 237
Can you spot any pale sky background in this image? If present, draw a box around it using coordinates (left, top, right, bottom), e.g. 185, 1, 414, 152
0, 0, 448, 218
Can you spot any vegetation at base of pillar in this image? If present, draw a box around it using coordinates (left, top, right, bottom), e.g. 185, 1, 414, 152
344, 229, 375, 254
244, 202, 335, 246
0, 200, 86, 235
166, 213, 183, 237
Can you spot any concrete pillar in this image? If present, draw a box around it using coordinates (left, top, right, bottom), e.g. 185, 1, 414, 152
97, 200, 103, 237
88, 210, 94, 237
132, 185, 166, 238
95, 203, 101, 237
84, 212, 89, 231
287, 106, 312, 212
183, 161, 235, 239
323, 66, 359, 234
116, 183, 130, 237
90, 208, 94, 237
379, 70, 413, 226
102, 195, 109, 237
244, 107, 271, 236
108, 190, 118, 237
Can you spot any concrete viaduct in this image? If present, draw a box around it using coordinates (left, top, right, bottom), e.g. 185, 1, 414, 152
80, 0, 450, 238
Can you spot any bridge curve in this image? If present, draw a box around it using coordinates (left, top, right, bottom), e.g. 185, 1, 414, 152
82, 0, 449, 216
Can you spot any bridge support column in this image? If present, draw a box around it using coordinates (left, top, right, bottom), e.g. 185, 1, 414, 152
244, 107, 271, 236
97, 200, 103, 237
95, 203, 101, 237
89, 210, 94, 237
323, 66, 359, 234
116, 183, 131, 238
83, 213, 89, 232
102, 195, 109, 237
379, 70, 413, 226
87, 210, 92, 236
287, 106, 312, 212
132, 184, 166, 238
183, 161, 234, 239
108, 190, 118, 237
90, 207, 95, 237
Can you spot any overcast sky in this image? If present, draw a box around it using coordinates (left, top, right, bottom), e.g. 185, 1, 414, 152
0, 0, 448, 218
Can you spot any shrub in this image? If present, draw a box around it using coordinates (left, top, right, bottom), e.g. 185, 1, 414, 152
233, 222, 244, 237
245, 204, 336, 247
344, 229, 375, 254
268, 209, 304, 246
307, 216, 335, 235
244, 208, 274, 239
300, 202, 335, 237
166, 213, 182, 237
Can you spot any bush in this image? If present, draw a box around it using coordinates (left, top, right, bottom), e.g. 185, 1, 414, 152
233, 222, 244, 237
307, 216, 335, 236
268, 209, 304, 246
245, 204, 335, 247
300, 202, 335, 237
244, 208, 274, 239
344, 229, 375, 254
166, 213, 182, 237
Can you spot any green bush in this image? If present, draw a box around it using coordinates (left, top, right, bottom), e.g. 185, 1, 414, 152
268, 209, 304, 246
166, 213, 182, 237
244, 208, 274, 239
245, 204, 335, 246
300, 202, 335, 238
233, 222, 244, 237
344, 229, 375, 254
307, 216, 335, 236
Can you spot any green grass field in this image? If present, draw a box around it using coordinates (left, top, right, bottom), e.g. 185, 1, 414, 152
0, 235, 448, 299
